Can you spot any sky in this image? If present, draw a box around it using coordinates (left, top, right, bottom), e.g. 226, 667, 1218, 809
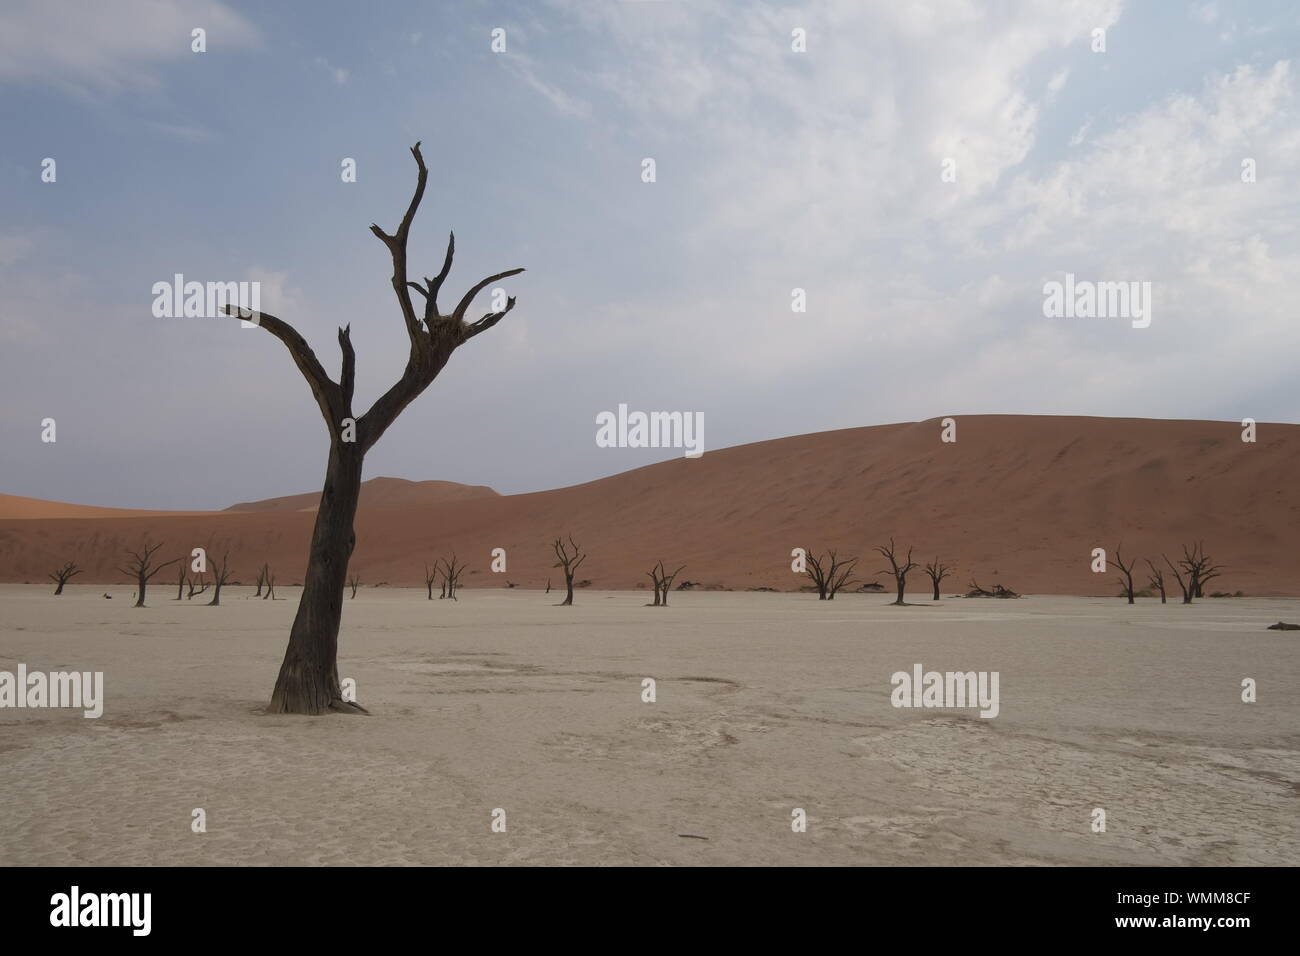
2, 0, 1298, 509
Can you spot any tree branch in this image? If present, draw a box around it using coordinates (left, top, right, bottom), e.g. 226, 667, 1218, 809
222, 305, 344, 436
338, 325, 355, 410
370, 141, 430, 351
451, 268, 525, 326
464, 296, 518, 341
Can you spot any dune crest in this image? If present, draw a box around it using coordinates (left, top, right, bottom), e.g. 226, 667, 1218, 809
1, 415, 1296, 595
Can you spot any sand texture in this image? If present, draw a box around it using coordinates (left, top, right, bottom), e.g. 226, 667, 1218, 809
1, 585, 1295, 866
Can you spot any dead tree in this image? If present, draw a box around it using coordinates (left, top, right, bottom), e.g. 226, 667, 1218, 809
187, 572, 208, 600
875, 538, 917, 605
213, 143, 523, 714
1163, 554, 1191, 604
552, 536, 586, 606
804, 549, 858, 600
347, 574, 361, 599
118, 542, 181, 608
1164, 542, 1223, 604
174, 564, 188, 601
1113, 546, 1137, 604
49, 561, 82, 595
254, 563, 269, 597
207, 549, 232, 606
210, 141, 520, 712
439, 554, 467, 600
1144, 559, 1167, 604
1183, 542, 1222, 598
922, 558, 953, 601
264, 571, 277, 600
645, 560, 686, 607
424, 563, 438, 600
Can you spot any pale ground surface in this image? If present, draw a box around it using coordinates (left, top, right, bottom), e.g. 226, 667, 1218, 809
0, 584, 1296, 866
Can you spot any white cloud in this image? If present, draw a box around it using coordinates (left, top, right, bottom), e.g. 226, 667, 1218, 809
502, 53, 591, 118
0, 0, 260, 95
246, 268, 301, 317
534, 0, 1299, 428
314, 56, 350, 86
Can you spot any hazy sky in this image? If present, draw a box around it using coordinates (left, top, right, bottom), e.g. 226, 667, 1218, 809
2, 0, 1298, 509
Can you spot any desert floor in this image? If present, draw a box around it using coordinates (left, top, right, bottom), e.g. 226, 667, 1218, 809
1, 584, 1297, 866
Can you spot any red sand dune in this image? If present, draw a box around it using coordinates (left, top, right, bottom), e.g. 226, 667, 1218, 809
1, 416, 1296, 595
0, 493, 206, 521
225, 476, 499, 513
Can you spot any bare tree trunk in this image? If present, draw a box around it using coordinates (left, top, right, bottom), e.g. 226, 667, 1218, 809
268, 445, 363, 715
876, 539, 916, 606
50, 561, 82, 595
552, 537, 585, 606
201, 143, 522, 715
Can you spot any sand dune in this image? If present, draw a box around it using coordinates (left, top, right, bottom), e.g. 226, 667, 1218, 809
226, 476, 499, 513
0, 493, 206, 521
1, 415, 1296, 595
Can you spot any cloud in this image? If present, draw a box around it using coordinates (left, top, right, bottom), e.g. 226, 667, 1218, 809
0, 234, 32, 267
0, 0, 260, 95
314, 55, 350, 86
502, 53, 591, 118
529, 0, 1300, 433
146, 120, 216, 143
246, 267, 301, 316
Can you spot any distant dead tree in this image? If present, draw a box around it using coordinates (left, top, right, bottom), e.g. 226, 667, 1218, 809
254, 563, 269, 598
645, 560, 686, 606
804, 549, 858, 600
118, 542, 180, 608
1144, 559, 1167, 604
922, 558, 953, 601
213, 142, 524, 714
347, 574, 361, 600
439, 554, 467, 600
1185, 542, 1222, 599
424, 563, 438, 600
49, 561, 82, 595
207, 549, 233, 606
264, 570, 277, 600
552, 536, 586, 606
174, 564, 188, 601
1164, 542, 1223, 604
1162, 555, 1191, 603
187, 571, 208, 600
875, 538, 918, 605
1113, 546, 1137, 604
965, 578, 1020, 599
